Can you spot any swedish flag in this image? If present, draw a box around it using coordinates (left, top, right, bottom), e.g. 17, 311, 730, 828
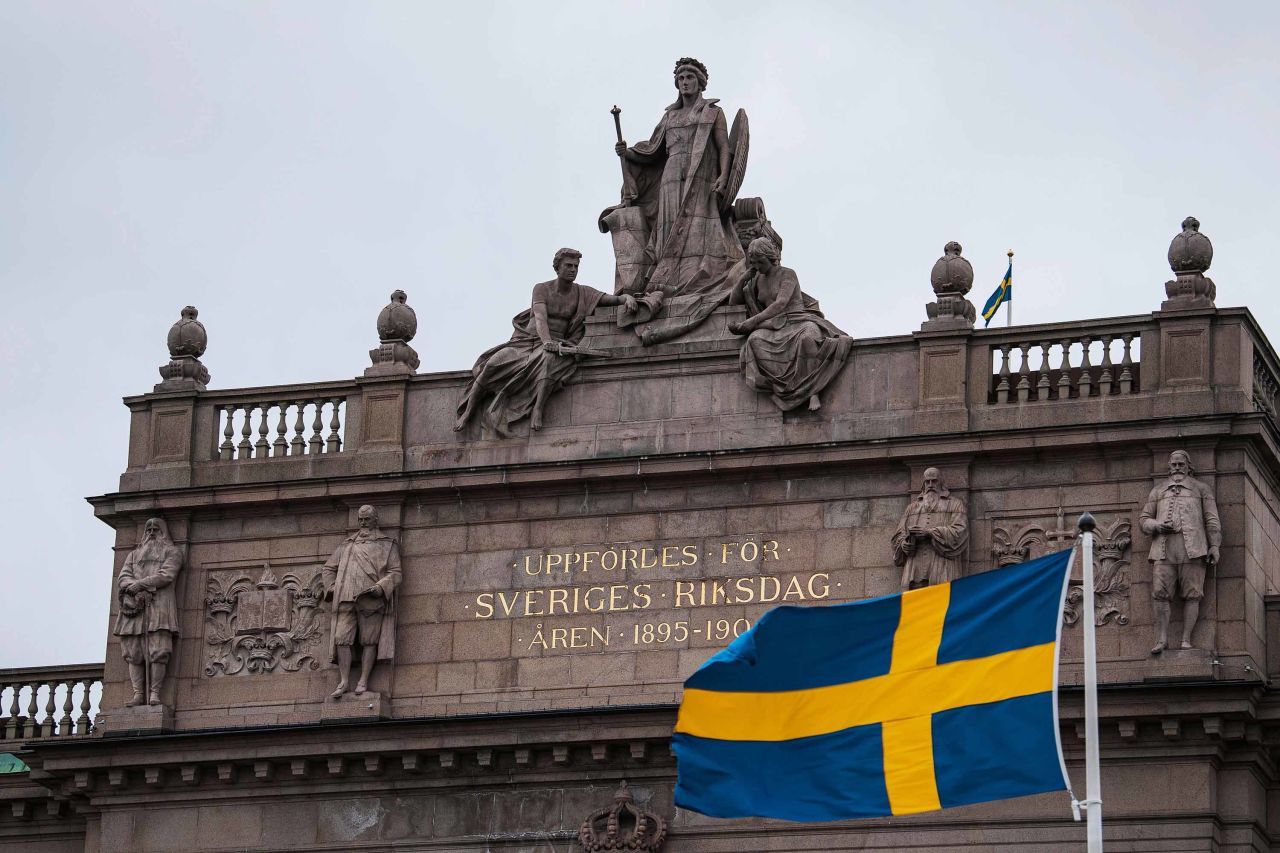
673, 549, 1073, 821
982, 257, 1013, 326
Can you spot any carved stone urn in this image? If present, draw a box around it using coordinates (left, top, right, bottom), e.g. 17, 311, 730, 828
156, 306, 211, 391
922, 241, 977, 331
366, 289, 421, 377
1162, 216, 1216, 310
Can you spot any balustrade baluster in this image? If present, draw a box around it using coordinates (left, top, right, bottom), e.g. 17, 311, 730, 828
5, 683, 19, 740
1015, 344, 1032, 403
1098, 335, 1114, 397
237, 405, 254, 459
291, 402, 306, 455
1078, 337, 1093, 398
1119, 334, 1135, 394
59, 680, 75, 737
1057, 339, 1072, 398
326, 399, 342, 453
41, 682, 56, 738
273, 404, 289, 457
219, 406, 236, 461
24, 682, 39, 739
254, 404, 271, 457
309, 402, 324, 455
76, 679, 93, 735
1036, 341, 1052, 400
994, 344, 1011, 404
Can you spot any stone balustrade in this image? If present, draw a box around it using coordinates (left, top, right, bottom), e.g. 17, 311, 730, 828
215, 397, 346, 461
112, 305, 1276, 494
0, 664, 103, 744
981, 317, 1148, 405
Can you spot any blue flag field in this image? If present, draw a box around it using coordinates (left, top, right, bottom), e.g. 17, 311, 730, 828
673, 549, 1074, 822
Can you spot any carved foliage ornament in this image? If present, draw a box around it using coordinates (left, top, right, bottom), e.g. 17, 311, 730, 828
204, 565, 326, 676
1064, 519, 1132, 628
991, 513, 1132, 627
578, 782, 667, 852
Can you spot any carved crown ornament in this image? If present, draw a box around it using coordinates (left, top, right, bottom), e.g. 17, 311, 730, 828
204, 563, 327, 676
990, 510, 1132, 627
578, 781, 668, 852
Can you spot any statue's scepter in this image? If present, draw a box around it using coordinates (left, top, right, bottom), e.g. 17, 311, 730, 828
611, 105, 623, 145
611, 105, 636, 205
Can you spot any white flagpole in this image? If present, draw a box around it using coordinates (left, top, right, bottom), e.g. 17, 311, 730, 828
1078, 512, 1103, 851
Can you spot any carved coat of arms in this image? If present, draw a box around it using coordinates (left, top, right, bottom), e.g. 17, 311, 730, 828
204, 564, 326, 676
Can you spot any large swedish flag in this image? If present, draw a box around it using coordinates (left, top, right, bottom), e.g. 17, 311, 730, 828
673, 549, 1073, 821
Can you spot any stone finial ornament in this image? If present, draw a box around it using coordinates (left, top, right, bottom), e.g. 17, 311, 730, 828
922, 242, 977, 331
578, 782, 668, 852
156, 306, 211, 391
1162, 216, 1217, 309
366, 289, 420, 376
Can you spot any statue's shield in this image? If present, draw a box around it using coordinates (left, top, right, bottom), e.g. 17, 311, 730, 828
721, 108, 750, 212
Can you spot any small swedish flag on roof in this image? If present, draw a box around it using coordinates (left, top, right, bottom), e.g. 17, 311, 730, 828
982, 252, 1014, 326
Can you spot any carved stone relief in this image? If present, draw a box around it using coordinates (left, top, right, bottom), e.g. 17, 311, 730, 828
578, 781, 667, 852
203, 564, 326, 676
991, 509, 1132, 627
1064, 518, 1132, 628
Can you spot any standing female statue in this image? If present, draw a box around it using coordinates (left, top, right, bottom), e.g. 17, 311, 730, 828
607, 58, 745, 301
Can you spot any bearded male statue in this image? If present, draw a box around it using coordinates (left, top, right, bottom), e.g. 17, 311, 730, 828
1139, 450, 1221, 654
891, 468, 969, 590
323, 505, 402, 698
113, 517, 184, 706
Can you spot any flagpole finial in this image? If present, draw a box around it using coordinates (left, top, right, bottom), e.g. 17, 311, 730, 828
1007, 250, 1014, 258
1077, 512, 1096, 533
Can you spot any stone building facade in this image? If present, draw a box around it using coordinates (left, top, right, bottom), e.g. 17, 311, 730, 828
5, 229, 1280, 851
2, 74, 1279, 846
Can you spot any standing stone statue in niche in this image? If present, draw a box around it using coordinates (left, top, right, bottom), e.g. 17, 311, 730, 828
727, 237, 852, 412
114, 518, 184, 706
1140, 450, 1221, 654
454, 249, 637, 435
891, 468, 969, 589
323, 505, 403, 698
600, 57, 748, 323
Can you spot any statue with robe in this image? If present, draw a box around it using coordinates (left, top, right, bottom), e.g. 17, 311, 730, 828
891, 468, 969, 589
727, 237, 852, 412
114, 518, 183, 707
455, 249, 636, 435
600, 57, 748, 333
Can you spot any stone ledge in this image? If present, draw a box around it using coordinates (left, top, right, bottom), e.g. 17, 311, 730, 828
97, 704, 174, 737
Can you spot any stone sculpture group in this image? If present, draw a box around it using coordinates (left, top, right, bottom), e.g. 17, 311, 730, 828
121, 59, 1228, 711
452, 57, 854, 436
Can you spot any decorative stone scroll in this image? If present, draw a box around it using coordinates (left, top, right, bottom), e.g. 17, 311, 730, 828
203, 565, 326, 676
578, 782, 667, 852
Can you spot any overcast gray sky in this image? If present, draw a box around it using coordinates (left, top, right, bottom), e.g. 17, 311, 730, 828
2, 1, 1278, 668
